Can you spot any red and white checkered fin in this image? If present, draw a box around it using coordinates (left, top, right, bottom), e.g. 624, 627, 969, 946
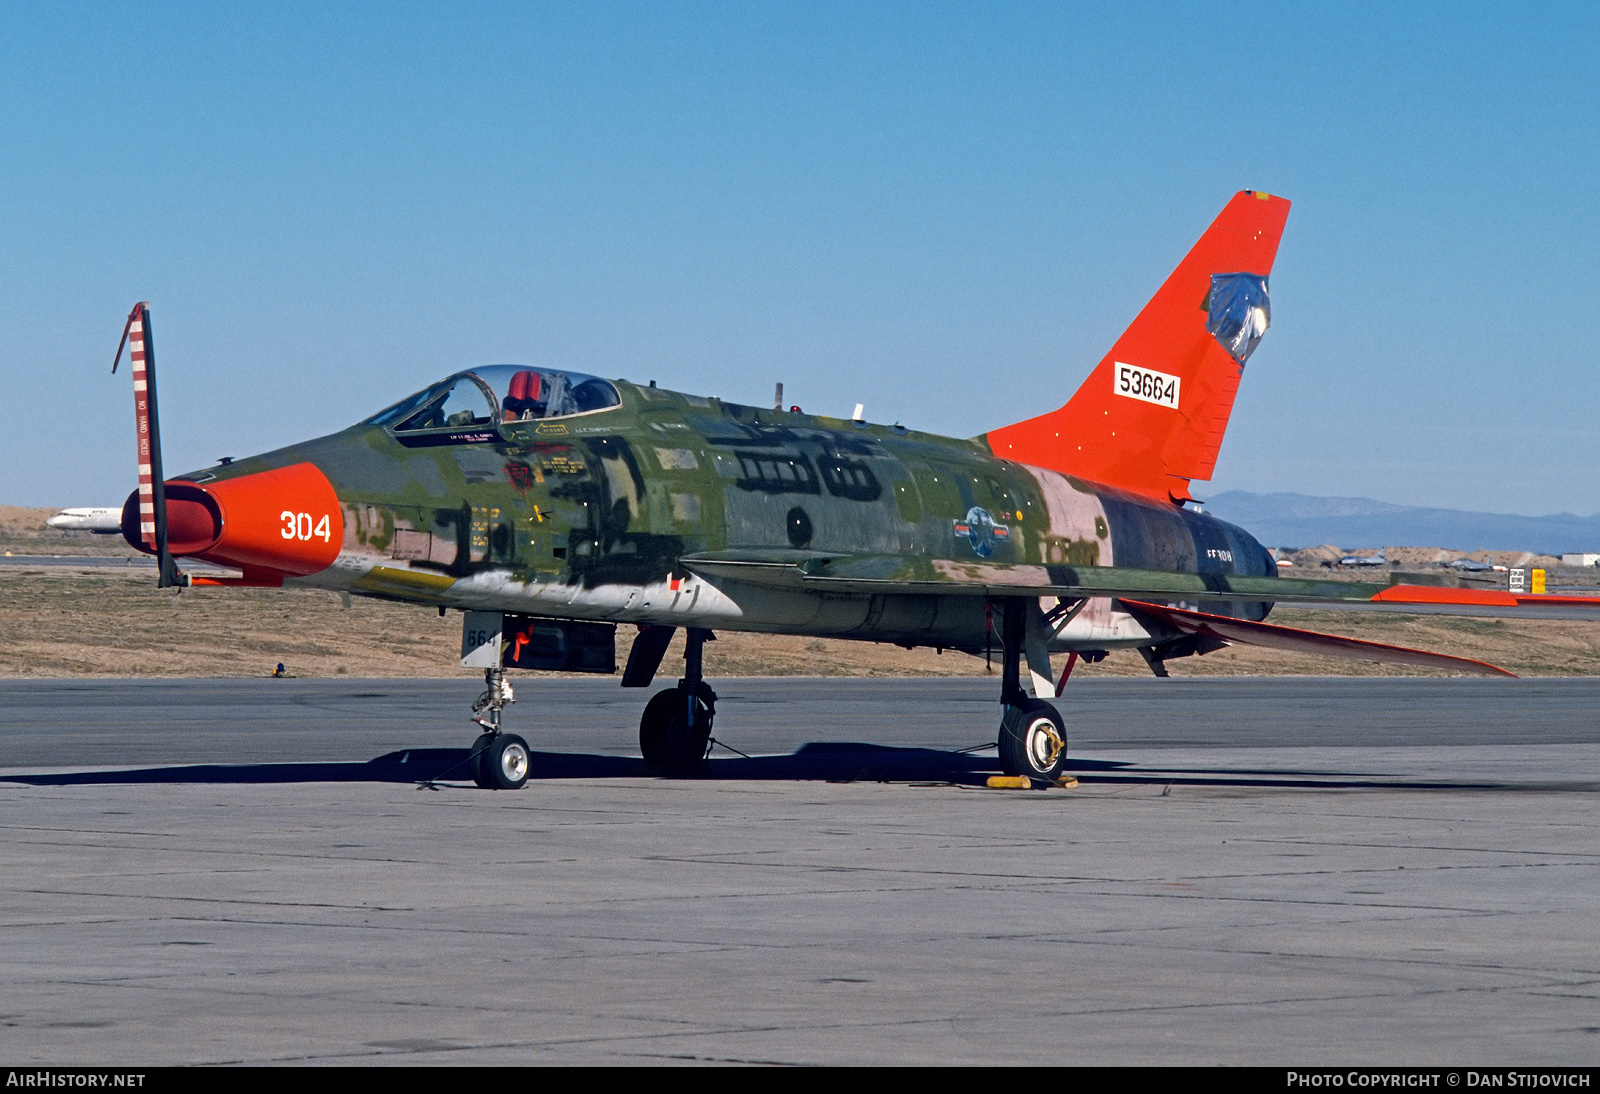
113, 303, 158, 551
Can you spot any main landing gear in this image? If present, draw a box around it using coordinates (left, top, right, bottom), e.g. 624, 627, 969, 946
468, 666, 530, 790
993, 598, 1070, 786
639, 627, 717, 774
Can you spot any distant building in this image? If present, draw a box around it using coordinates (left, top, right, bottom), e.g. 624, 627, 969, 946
1560, 553, 1600, 568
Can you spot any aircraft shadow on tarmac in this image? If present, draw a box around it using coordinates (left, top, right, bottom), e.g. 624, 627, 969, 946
1, 743, 1524, 792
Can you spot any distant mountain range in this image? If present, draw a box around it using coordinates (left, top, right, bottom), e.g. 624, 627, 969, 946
1202, 491, 1600, 555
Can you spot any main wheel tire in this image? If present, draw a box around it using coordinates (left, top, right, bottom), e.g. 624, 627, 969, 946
998, 699, 1069, 785
483, 733, 531, 790
640, 684, 715, 774
468, 732, 498, 789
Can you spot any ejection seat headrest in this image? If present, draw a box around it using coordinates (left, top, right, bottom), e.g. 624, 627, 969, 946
503, 370, 544, 417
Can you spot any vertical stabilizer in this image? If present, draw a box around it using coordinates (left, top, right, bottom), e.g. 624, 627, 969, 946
986, 191, 1290, 503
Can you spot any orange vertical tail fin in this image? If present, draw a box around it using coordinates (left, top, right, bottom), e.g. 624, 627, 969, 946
986, 190, 1290, 503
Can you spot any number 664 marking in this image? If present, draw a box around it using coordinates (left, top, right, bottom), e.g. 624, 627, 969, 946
281, 511, 332, 542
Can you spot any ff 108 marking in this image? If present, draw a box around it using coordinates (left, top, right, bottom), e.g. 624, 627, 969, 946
280, 511, 332, 542
1114, 361, 1181, 408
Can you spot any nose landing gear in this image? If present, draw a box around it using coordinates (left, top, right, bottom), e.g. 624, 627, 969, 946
468, 666, 529, 790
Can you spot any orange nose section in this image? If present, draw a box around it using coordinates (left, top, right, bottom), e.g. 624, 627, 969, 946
121, 462, 344, 577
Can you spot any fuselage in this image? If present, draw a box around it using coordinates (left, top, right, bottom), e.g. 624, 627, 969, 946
128, 370, 1277, 654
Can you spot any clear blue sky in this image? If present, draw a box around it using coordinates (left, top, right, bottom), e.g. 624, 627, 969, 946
4, 2, 1596, 515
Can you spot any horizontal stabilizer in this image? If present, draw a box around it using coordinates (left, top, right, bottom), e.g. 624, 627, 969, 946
1122, 600, 1515, 677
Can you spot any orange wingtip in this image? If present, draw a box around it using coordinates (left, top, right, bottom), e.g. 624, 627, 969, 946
1513, 593, 1600, 608
1372, 585, 1519, 607
1372, 585, 1600, 616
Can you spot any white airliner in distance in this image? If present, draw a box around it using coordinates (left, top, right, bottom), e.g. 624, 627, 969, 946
45, 508, 124, 533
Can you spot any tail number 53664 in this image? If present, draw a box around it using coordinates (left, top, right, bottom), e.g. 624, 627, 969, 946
281, 511, 332, 542
1115, 362, 1181, 409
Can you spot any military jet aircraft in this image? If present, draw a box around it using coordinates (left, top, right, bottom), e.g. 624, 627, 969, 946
112, 191, 1600, 790
1341, 554, 1390, 567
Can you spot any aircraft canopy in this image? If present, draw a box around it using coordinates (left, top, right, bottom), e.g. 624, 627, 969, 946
361, 365, 621, 432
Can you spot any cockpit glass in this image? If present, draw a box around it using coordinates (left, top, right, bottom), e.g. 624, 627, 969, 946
359, 365, 621, 431
361, 382, 448, 427
394, 378, 494, 431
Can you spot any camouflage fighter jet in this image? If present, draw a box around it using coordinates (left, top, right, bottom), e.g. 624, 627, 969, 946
112, 191, 1600, 789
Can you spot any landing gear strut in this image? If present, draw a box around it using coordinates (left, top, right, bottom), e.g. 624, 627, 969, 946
993, 599, 1069, 786
640, 627, 717, 774
469, 666, 529, 789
